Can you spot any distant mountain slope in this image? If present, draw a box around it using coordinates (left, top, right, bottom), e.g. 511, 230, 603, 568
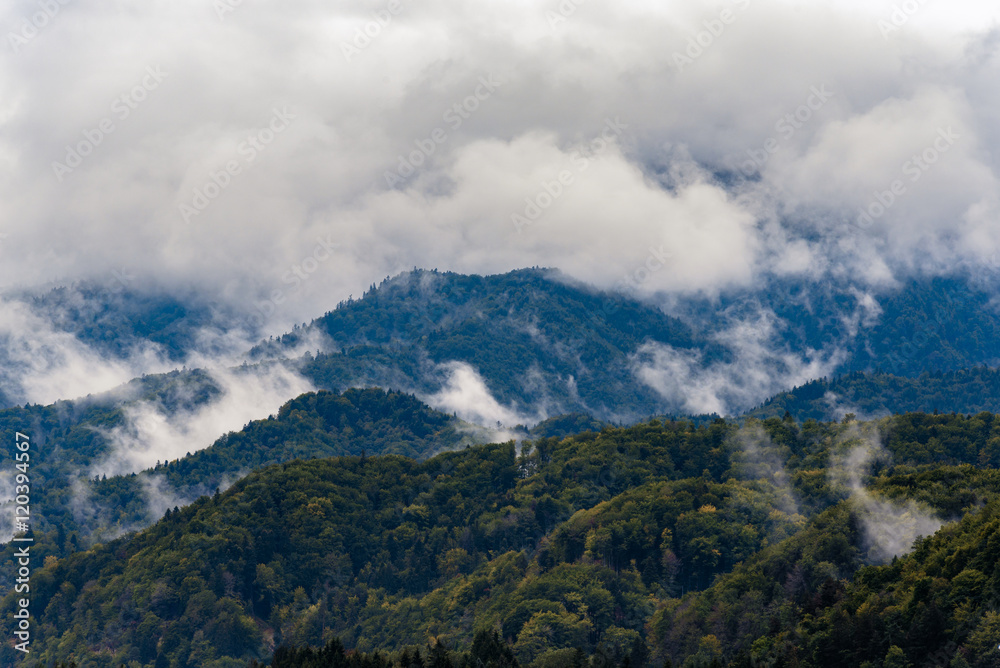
672, 275, 1000, 378
0, 367, 223, 537
8, 269, 1000, 422
0, 281, 255, 408
257, 268, 702, 422
16, 281, 250, 362
249, 269, 1000, 422
747, 367, 1000, 422
12, 410, 1000, 666
839, 276, 1000, 375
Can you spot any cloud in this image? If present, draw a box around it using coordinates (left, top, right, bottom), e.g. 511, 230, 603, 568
425, 360, 533, 428
90, 363, 314, 477
830, 424, 944, 563
631, 307, 846, 415
0, 296, 173, 405
0, 0, 997, 333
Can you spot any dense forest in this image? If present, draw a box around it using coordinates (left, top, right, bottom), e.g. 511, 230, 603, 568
7, 269, 1000, 667
746, 367, 1000, 422
261, 270, 1000, 419
0, 387, 480, 589
269, 268, 701, 422
9, 403, 1000, 667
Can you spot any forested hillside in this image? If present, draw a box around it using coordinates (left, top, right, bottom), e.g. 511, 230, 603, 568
651, 465, 1000, 667
12, 409, 1000, 667
678, 275, 1000, 378
0, 386, 474, 591
253, 270, 1000, 421
747, 367, 1000, 422
262, 268, 701, 422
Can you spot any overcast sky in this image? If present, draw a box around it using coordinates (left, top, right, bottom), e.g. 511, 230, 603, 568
2, 0, 999, 333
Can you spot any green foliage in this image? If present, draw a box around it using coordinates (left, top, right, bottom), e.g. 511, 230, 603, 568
0, 385, 468, 593
13, 397, 1000, 667
255, 268, 698, 421
749, 368, 1000, 422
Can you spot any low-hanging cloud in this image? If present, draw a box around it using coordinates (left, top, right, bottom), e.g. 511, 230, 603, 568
631, 308, 847, 416
425, 360, 535, 428
90, 363, 314, 478
0, 296, 173, 406
830, 424, 945, 563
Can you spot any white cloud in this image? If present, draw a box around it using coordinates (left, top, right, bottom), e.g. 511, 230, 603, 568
0, 0, 996, 321
425, 360, 532, 428
91, 363, 314, 477
830, 424, 945, 563
632, 308, 847, 416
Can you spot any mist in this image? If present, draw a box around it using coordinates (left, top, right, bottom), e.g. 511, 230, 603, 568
729, 423, 802, 519
90, 363, 314, 478
632, 307, 846, 415
425, 361, 536, 428
830, 424, 945, 563
0, 296, 172, 405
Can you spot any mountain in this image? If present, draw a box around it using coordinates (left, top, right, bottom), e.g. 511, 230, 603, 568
11, 408, 1000, 667
8, 267, 1000, 667
258, 268, 702, 423
0, 386, 482, 589
251, 269, 1000, 421
650, 464, 1000, 667
8, 268, 1000, 422
8, 267, 1000, 584
747, 367, 1000, 422
0, 368, 224, 542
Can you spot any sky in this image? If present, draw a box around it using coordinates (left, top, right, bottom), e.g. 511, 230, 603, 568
1, 0, 999, 333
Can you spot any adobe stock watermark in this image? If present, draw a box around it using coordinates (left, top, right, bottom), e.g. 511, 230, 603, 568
878, 0, 930, 39
853, 126, 959, 230
179, 106, 296, 224
51, 66, 168, 183
248, 235, 339, 328
108, 267, 135, 295
383, 74, 503, 188
7, 0, 72, 54
545, 0, 587, 32
214, 0, 245, 21
340, 0, 410, 62
672, 0, 751, 73
614, 245, 674, 296
511, 117, 628, 233
740, 85, 834, 177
